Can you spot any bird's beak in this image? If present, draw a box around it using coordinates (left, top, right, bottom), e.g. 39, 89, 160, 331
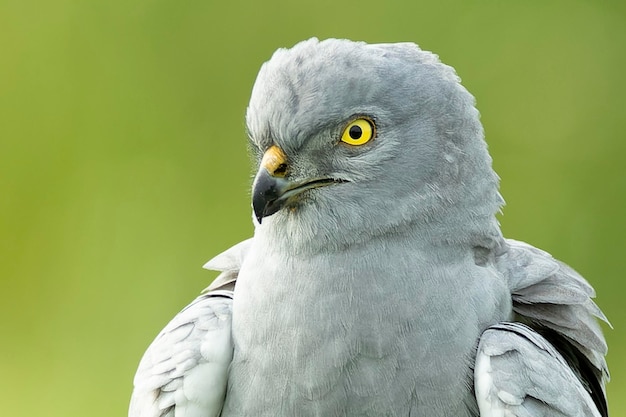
252, 145, 290, 224
252, 145, 346, 224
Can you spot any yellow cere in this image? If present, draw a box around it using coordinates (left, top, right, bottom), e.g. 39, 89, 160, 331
340, 118, 375, 146
261, 145, 288, 177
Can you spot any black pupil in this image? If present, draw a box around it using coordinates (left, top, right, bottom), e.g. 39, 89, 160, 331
349, 125, 363, 139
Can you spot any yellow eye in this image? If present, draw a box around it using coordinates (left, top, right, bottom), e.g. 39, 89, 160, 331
340, 118, 375, 146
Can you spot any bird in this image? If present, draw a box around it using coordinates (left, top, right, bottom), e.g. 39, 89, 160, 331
129, 38, 610, 417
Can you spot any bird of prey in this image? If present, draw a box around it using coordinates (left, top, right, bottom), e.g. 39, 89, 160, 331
129, 38, 610, 417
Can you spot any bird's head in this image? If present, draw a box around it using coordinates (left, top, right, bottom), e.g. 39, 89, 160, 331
246, 38, 503, 252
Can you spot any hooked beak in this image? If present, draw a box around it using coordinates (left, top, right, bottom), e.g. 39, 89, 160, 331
252, 145, 344, 224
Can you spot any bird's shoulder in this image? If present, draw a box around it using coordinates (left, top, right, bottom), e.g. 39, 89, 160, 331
202, 238, 253, 292
478, 239, 610, 417
128, 239, 253, 417
475, 322, 603, 417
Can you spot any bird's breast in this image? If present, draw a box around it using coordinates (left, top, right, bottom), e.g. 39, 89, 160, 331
223, 238, 510, 416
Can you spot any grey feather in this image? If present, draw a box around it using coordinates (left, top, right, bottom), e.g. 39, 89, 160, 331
129, 292, 234, 417
475, 322, 602, 417
202, 238, 252, 293
498, 240, 609, 379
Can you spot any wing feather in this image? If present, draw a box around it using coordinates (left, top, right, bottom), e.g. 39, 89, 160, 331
475, 322, 602, 417
493, 239, 609, 417
129, 292, 234, 417
130, 240, 251, 417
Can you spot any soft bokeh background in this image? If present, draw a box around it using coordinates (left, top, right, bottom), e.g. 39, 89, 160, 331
1, 0, 624, 415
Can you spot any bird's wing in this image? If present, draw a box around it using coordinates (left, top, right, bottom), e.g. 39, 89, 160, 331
129, 239, 251, 417
477, 238, 610, 417
475, 322, 602, 417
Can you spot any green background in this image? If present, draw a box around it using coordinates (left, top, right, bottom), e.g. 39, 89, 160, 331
1, 0, 624, 415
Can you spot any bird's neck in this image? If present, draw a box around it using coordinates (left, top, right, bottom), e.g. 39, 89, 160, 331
254, 207, 504, 261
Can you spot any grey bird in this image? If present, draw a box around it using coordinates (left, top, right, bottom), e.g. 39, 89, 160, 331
129, 38, 610, 417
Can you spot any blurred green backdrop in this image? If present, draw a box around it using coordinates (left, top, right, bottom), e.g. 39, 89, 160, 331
1, 0, 624, 415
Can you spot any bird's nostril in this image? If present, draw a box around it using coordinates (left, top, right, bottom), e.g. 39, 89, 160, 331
273, 163, 288, 176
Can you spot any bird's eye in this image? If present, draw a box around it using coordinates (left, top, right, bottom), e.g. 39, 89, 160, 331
340, 118, 376, 146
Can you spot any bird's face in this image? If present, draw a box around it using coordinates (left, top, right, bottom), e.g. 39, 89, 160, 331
245, 39, 501, 251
